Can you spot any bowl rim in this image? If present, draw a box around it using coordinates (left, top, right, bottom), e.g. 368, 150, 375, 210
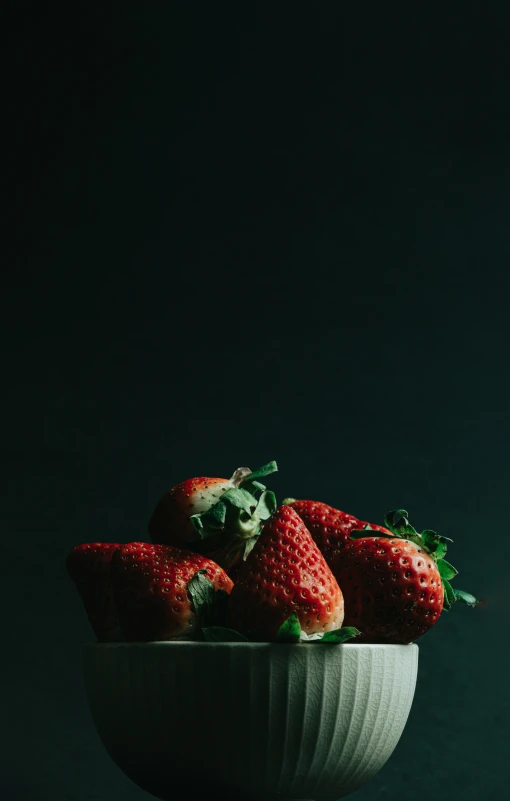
83, 641, 419, 650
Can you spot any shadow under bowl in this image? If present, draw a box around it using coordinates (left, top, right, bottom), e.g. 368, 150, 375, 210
83, 641, 418, 801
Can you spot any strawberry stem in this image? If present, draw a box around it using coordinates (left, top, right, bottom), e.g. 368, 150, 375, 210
239, 461, 278, 490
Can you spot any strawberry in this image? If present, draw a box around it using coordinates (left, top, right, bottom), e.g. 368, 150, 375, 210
110, 542, 234, 641
282, 498, 392, 564
66, 543, 123, 642
149, 461, 278, 572
227, 505, 344, 641
331, 509, 478, 644
282, 499, 363, 563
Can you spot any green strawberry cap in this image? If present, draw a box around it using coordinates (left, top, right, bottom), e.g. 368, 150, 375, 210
189, 461, 278, 562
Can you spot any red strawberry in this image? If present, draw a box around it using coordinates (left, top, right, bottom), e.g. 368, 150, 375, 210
282, 499, 362, 563
149, 461, 278, 572
283, 499, 392, 563
110, 542, 234, 641
227, 505, 344, 641
331, 509, 478, 643
66, 543, 123, 642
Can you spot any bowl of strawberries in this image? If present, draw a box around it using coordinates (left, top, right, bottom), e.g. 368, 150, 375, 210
68, 461, 477, 801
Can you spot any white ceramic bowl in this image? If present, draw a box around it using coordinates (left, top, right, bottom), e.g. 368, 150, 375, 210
83, 642, 418, 801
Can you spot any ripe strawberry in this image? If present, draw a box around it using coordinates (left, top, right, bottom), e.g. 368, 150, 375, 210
149, 461, 278, 572
282, 499, 362, 563
282, 498, 391, 564
331, 509, 478, 644
66, 543, 123, 642
227, 505, 344, 641
110, 542, 234, 641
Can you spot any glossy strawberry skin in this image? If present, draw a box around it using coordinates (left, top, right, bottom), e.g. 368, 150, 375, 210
110, 542, 233, 641
66, 543, 123, 642
287, 500, 392, 562
331, 536, 444, 643
286, 500, 363, 563
149, 476, 232, 545
227, 505, 344, 641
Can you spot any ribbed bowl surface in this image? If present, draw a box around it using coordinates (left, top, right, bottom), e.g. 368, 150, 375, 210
83, 642, 418, 801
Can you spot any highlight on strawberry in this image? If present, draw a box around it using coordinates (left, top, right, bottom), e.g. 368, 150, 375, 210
148, 461, 278, 572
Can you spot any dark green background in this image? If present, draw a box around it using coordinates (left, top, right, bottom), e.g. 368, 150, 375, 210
4, 3, 508, 800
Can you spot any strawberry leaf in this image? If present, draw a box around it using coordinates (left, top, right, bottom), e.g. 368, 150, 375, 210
319, 627, 361, 644
221, 488, 258, 516
442, 578, 455, 610
453, 589, 479, 607
241, 536, 258, 560
433, 541, 448, 560
437, 558, 458, 581
421, 529, 452, 559
249, 480, 267, 493
208, 500, 228, 528
187, 571, 229, 627
239, 461, 278, 488
188, 569, 216, 610
201, 626, 248, 642
422, 529, 453, 544
256, 490, 277, 521
209, 500, 227, 526
275, 612, 301, 643
190, 514, 204, 535
190, 501, 227, 537
383, 509, 410, 533
383, 510, 422, 545
351, 528, 393, 540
